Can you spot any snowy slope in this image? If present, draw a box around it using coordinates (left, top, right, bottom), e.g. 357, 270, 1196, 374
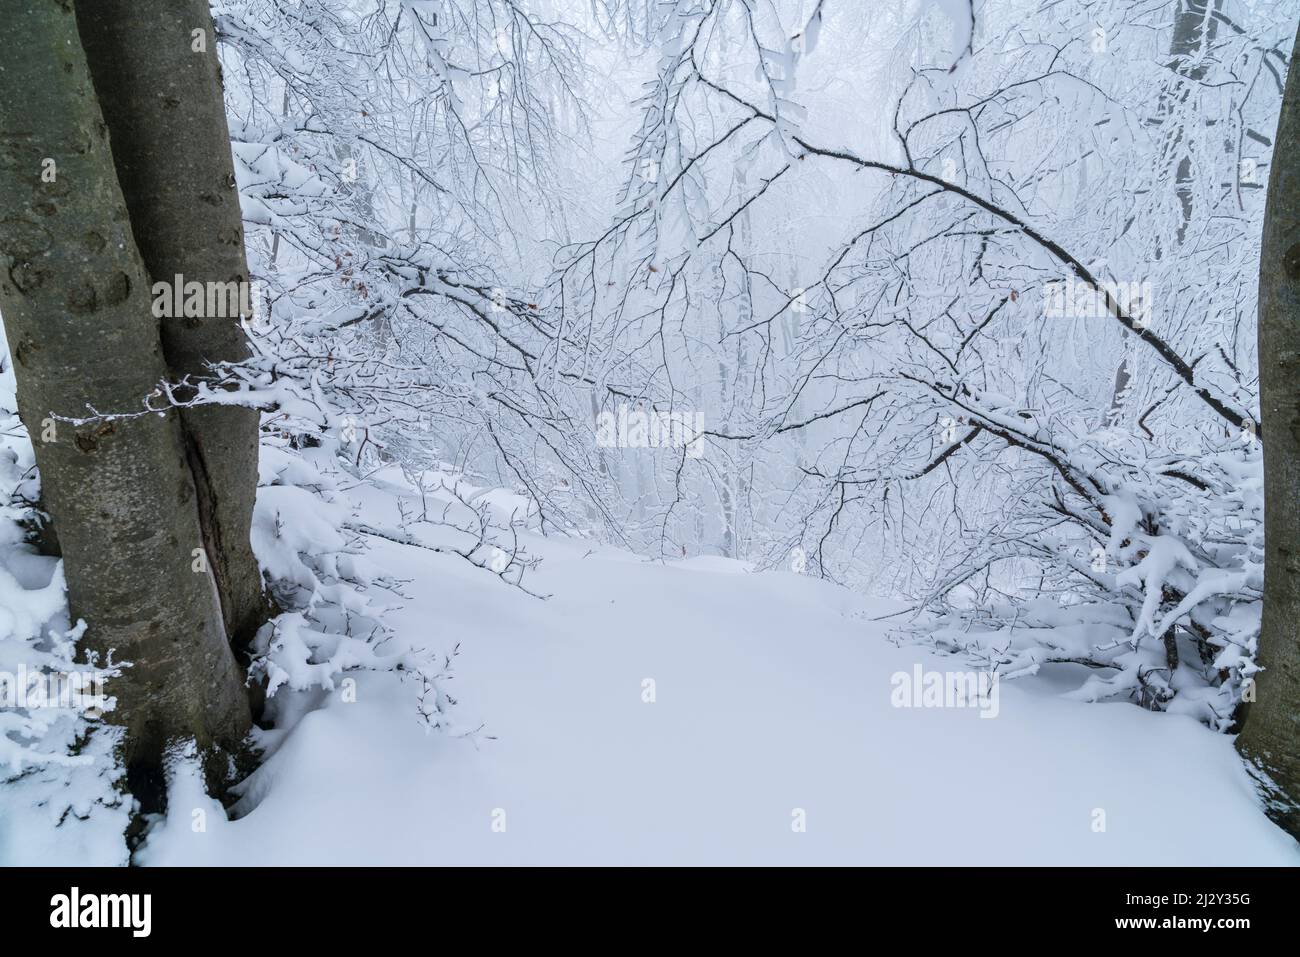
136, 470, 1299, 866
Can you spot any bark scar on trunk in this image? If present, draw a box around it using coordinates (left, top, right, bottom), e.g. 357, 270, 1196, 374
182, 428, 232, 637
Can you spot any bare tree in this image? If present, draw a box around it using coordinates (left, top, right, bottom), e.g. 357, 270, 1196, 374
565, 0, 1283, 726
1238, 17, 1300, 844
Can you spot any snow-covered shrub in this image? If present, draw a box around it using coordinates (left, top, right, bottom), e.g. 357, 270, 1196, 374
249, 438, 461, 730
918, 441, 1264, 729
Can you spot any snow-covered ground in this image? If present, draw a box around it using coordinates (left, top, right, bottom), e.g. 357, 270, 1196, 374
133, 470, 1299, 866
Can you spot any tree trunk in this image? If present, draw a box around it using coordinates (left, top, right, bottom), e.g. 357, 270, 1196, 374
0, 0, 252, 788
1238, 21, 1300, 842
1106, 1, 1221, 422
74, 0, 272, 654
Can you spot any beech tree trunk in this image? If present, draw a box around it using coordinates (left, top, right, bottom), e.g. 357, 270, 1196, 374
0, 0, 252, 790
74, 0, 271, 653
1238, 21, 1300, 842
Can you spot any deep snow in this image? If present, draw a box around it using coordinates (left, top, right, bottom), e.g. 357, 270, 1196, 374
133, 469, 1299, 866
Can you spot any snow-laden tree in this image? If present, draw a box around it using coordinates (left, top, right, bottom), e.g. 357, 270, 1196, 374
565, 0, 1294, 732
0, 0, 620, 843
210, 0, 656, 540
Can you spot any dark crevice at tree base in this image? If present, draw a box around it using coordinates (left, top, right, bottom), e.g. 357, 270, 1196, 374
122, 756, 165, 859
121, 735, 265, 861
246, 666, 271, 728
1242, 755, 1300, 841
1226, 700, 1249, 736
22, 507, 61, 558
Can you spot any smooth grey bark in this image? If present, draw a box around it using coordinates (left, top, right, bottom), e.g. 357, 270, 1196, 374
73, 0, 272, 654
0, 0, 251, 780
1238, 22, 1300, 842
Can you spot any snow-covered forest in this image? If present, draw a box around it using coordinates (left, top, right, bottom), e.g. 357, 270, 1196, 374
1, 0, 1299, 869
